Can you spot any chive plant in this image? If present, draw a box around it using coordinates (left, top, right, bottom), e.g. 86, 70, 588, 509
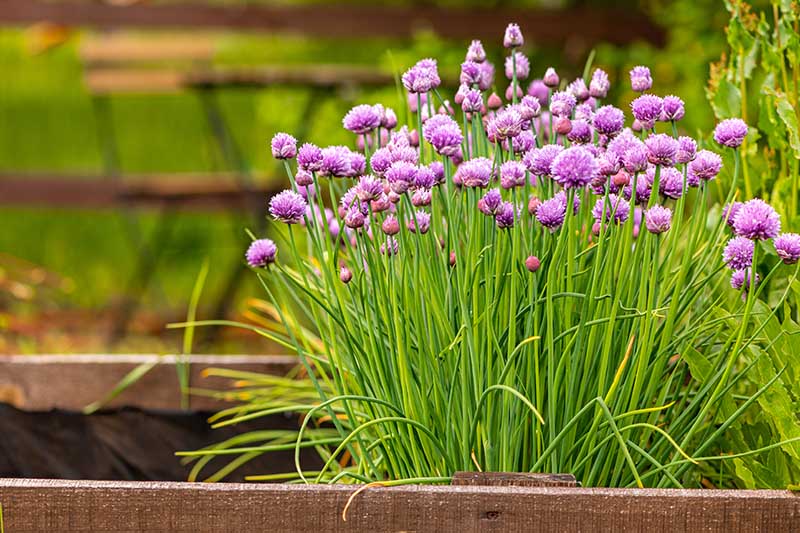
183, 23, 800, 488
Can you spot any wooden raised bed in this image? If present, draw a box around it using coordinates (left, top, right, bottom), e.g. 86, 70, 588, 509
1, 355, 798, 532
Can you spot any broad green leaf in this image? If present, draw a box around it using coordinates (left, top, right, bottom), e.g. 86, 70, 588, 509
710, 79, 742, 119
774, 94, 800, 158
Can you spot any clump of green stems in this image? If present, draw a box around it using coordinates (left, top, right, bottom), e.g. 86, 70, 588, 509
177, 71, 799, 490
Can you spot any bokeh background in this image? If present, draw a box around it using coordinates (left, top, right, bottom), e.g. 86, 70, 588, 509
0, 0, 731, 354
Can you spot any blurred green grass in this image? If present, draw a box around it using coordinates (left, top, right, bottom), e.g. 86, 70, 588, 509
0, 0, 728, 350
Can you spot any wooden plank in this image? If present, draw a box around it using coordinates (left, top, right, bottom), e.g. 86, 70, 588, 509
0, 354, 298, 411
0, 1, 667, 47
0, 174, 282, 210
80, 35, 215, 63
452, 472, 577, 487
85, 68, 184, 93
0, 478, 796, 532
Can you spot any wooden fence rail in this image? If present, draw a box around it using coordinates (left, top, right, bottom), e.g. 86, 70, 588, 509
0, 478, 797, 532
0, 1, 666, 47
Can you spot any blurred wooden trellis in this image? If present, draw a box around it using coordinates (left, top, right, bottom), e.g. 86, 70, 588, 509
0, 0, 665, 346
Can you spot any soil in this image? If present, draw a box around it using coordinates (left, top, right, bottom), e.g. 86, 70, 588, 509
0, 403, 322, 481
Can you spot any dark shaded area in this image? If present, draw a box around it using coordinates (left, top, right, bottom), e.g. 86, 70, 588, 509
0, 403, 322, 481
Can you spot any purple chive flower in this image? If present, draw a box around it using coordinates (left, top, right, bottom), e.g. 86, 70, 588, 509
658, 167, 684, 199
382, 214, 400, 235
504, 23, 524, 48
631, 94, 663, 126
549, 91, 577, 117
722, 201, 743, 228
461, 61, 483, 86
733, 198, 781, 240
246, 239, 277, 267
414, 166, 436, 189
505, 52, 530, 80
660, 95, 685, 122
509, 129, 536, 154
623, 171, 653, 204
525, 255, 541, 272
623, 143, 649, 174
429, 161, 445, 184
500, 160, 527, 189
490, 107, 524, 140
589, 69, 610, 99
422, 114, 463, 156
731, 268, 759, 292
688, 149, 723, 184
339, 187, 368, 217
528, 79, 550, 103
478, 62, 495, 91
567, 120, 592, 144
269, 190, 307, 224
343, 104, 381, 134
487, 92, 503, 110
479, 188, 504, 215
462, 88, 483, 113
714, 118, 748, 148
567, 78, 590, 102
412, 188, 432, 207
370, 148, 393, 176
382, 108, 398, 129
593, 105, 625, 136
458, 157, 493, 188
356, 175, 384, 201
645, 205, 672, 234
629, 66, 652, 93
402, 58, 441, 93
723, 236, 755, 270
774, 233, 800, 264
520, 95, 542, 119
496, 202, 516, 229
524, 144, 564, 176
676, 136, 697, 164
344, 207, 366, 229
348, 152, 366, 177
407, 210, 431, 234
339, 266, 353, 284
574, 103, 594, 122
271, 132, 297, 160
551, 146, 597, 189
319, 145, 353, 177
592, 194, 630, 224
295, 169, 314, 187
297, 143, 323, 171
645, 133, 679, 166
543, 68, 559, 88
536, 195, 567, 230
385, 161, 417, 194
466, 40, 486, 62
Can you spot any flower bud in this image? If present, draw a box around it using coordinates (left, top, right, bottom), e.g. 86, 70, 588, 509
554, 116, 572, 136
339, 266, 352, 284
525, 255, 541, 272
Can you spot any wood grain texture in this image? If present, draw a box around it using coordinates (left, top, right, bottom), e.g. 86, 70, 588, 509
0, 1, 666, 47
0, 354, 297, 411
0, 478, 797, 532
452, 471, 577, 487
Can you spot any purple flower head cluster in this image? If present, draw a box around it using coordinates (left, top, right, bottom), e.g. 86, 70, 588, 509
592, 194, 630, 225
658, 167, 684, 199
496, 202, 516, 229
629, 66, 652, 93
731, 269, 759, 292
271, 132, 297, 160
407, 210, 431, 234
774, 234, 800, 265
567, 78, 590, 102
645, 205, 672, 234
551, 146, 597, 188
733, 198, 781, 240
646, 133, 679, 166
536, 194, 566, 231
385, 160, 417, 194
489, 107, 523, 140
520, 95, 541, 119
630, 94, 663, 126
687, 150, 723, 184
593, 105, 625, 136
589, 69, 610, 99
270, 190, 307, 224
479, 188, 503, 216
505, 52, 530, 80
509, 129, 536, 154
356, 175, 384, 201
297, 143, 323, 171
380, 236, 400, 256
423, 114, 463, 156
414, 166, 437, 189
402, 58, 441, 93
246, 239, 277, 268
461, 88, 483, 113
500, 160, 527, 189
503, 23, 524, 48
660, 95, 685, 122
343, 104, 381, 135
676, 136, 697, 164
543, 68, 559, 88
723, 236, 755, 270
550, 91, 577, 117
466, 40, 486, 62
722, 202, 743, 229
714, 118, 748, 148
567, 120, 592, 144
319, 145, 360, 177
524, 144, 564, 176
461, 61, 483, 86
458, 157, 494, 188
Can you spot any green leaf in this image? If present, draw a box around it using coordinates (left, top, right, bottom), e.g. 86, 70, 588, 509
774, 93, 800, 158
82, 360, 159, 415
710, 79, 742, 119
